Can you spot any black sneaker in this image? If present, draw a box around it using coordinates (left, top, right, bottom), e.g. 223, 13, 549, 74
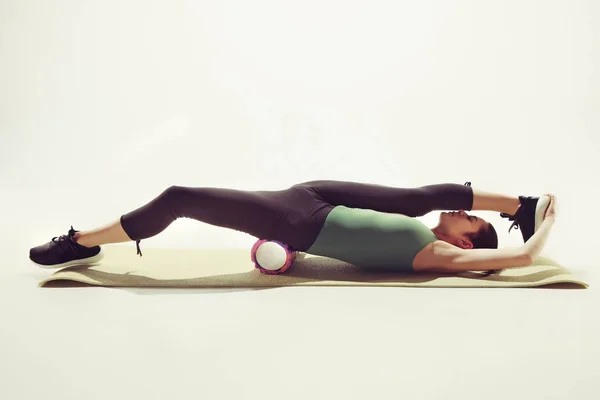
500, 195, 551, 242
29, 226, 103, 269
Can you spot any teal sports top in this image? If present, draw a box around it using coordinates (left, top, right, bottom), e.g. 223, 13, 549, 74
305, 206, 438, 271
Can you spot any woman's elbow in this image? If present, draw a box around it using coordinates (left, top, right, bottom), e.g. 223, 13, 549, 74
521, 252, 534, 267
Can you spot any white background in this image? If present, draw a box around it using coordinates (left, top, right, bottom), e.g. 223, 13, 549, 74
1, 1, 599, 399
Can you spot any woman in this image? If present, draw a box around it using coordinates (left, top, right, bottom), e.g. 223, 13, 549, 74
29, 180, 556, 273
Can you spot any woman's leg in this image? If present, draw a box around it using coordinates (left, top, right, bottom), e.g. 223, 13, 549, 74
471, 189, 520, 215
74, 185, 332, 254
296, 180, 474, 216
73, 220, 131, 247
297, 180, 521, 216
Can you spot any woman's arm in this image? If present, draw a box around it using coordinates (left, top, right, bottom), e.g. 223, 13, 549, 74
425, 243, 533, 272
522, 218, 555, 261
521, 193, 557, 262
424, 195, 557, 273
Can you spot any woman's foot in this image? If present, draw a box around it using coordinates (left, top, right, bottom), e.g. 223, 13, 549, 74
500, 195, 551, 242
29, 226, 103, 269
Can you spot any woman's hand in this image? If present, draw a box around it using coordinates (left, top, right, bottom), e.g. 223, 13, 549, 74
543, 194, 557, 221
521, 194, 557, 262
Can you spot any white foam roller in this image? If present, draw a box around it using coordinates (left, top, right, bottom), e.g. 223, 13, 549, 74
255, 241, 289, 271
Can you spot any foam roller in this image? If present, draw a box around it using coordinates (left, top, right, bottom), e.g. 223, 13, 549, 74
251, 239, 297, 275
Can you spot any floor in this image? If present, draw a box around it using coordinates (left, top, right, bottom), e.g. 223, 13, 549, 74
1, 232, 598, 400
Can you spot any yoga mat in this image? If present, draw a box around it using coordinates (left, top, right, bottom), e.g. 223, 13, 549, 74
39, 245, 588, 289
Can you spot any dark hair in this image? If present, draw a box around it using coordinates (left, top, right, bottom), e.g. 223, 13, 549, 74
468, 222, 498, 249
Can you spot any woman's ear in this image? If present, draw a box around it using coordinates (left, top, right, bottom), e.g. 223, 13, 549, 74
459, 238, 474, 249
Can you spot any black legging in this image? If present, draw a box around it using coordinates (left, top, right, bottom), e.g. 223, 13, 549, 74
120, 180, 474, 254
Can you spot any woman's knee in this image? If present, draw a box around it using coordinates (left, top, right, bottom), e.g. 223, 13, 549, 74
162, 185, 187, 199
158, 185, 191, 216
294, 180, 323, 187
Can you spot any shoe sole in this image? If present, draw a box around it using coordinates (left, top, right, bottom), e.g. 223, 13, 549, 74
534, 195, 551, 233
31, 249, 104, 269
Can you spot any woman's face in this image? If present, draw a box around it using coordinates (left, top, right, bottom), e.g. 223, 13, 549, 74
439, 210, 487, 243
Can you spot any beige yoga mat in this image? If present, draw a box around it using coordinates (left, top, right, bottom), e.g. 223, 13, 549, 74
39, 245, 588, 289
